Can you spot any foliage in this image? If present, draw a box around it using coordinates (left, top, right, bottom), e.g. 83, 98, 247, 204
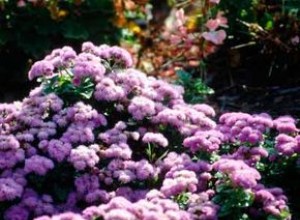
43, 73, 95, 102
0, 0, 118, 99
218, 0, 300, 78
0, 0, 117, 57
114, 0, 228, 79
0, 42, 299, 219
176, 69, 214, 103
213, 183, 254, 219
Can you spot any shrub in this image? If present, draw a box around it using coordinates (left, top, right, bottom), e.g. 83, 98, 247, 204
0, 0, 117, 57
218, 0, 300, 84
0, 0, 118, 101
116, 0, 228, 79
0, 42, 298, 220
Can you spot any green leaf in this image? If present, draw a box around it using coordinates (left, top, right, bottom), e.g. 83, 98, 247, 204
218, 202, 233, 217
240, 9, 248, 18
176, 69, 191, 82
267, 215, 280, 220
212, 194, 223, 204
79, 89, 94, 99
261, 13, 274, 30
280, 209, 291, 219
214, 172, 224, 179
265, 20, 274, 30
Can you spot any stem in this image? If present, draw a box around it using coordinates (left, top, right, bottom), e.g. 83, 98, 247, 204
147, 143, 154, 162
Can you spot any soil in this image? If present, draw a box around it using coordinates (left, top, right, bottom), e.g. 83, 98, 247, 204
209, 85, 300, 118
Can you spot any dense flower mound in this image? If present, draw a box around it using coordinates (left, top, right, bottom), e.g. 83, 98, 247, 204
0, 42, 298, 220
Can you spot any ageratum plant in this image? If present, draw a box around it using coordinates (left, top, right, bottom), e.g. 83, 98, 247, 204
0, 42, 298, 220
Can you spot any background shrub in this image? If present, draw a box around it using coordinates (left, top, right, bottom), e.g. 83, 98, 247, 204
0, 0, 118, 101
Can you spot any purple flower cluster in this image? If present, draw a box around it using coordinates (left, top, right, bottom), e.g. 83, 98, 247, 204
0, 178, 23, 201
82, 42, 133, 68
128, 96, 156, 120
218, 112, 273, 144
72, 53, 106, 82
183, 130, 223, 153
0, 42, 296, 219
97, 158, 157, 185
253, 186, 289, 217
213, 159, 261, 189
161, 170, 198, 197
223, 146, 269, 166
275, 134, 300, 156
142, 132, 168, 147
28, 43, 132, 84
28, 61, 55, 81
273, 116, 298, 134
37, 195, 191, 220
0, 135, 25, 170
28, 46, 76, 81
94, 77, 125, 101
0, 103, 21, 134
3, 188, 59, 219
187, 191, 219, 220
44, 140, 72, 162
74, 174, 111, 204
98, 121, 127, 144
153, 103, 216, 136
100, 143, 132, 160
58, 102, 107, 144
68, 145, 100, 171
44, 46, 77, 68
24, 155, 54, 176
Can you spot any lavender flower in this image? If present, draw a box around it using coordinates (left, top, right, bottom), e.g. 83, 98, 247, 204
28, 61, 54, 81
68, 145, 99, 170
98, 121, 127, 144
128, 96, 156, 120
4, 205, 29, 220
183, 130, 223, 153
217, 112, 272, 144
275, 134, 299, 156
142, 132, 169, 147
0, 178, 23, 201
24, 155, 54, 176
273, 116, 298, 133
73, 60, 106, 81
106, 46, 133, 68
94, 78, 125, 101
100, 143, 132, 160
161, 170, 198, 197
213, 159, 261, 189
0, 149, 25, 169
47, 140, 72, 162
0, 135, 20, 150
34, 212, 85, 220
